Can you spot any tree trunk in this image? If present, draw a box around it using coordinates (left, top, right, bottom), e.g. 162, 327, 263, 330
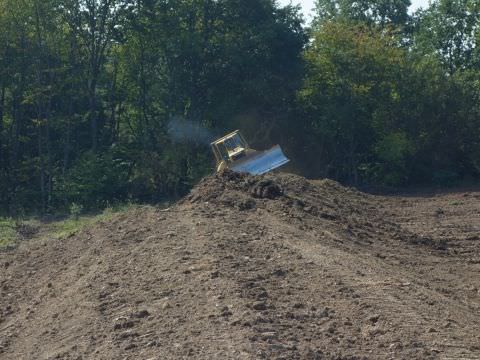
0, 83, 5, 214
109, 57, 118, 144
0, 83, 5, 165
45, 99, 53, 210
63, 100, 72, 175
89, 80, 98, 151
10, 92, 21, 211
64, 29, 79, 175
139, 39, 150, 147
38, 121, 46, 215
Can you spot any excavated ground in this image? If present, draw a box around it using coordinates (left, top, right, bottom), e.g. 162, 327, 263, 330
1, 171, 479, 359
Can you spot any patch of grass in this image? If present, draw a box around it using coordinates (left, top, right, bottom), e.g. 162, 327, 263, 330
52, 217, 90, 239
51, 203, 135, 239
0, 203, 137, 246
0, 218, 18, 247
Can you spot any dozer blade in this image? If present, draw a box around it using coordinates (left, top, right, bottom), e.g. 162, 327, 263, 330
230, 145, 289, 175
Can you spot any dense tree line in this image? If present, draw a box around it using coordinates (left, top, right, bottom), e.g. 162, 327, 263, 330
0, 0, 478, 216
298, 0, 480, 186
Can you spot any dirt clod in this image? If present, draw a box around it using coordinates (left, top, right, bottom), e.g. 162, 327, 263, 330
133, 310, 150, 319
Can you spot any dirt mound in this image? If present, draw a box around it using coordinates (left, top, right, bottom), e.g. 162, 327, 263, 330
185, 170, 355, 206
185, 170, 445, 251
185, 170, 369, 226
184, 171, 285, 210
1, 172, 479, 359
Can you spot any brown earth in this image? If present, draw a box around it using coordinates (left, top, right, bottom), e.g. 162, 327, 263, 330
1, 171, 479, 359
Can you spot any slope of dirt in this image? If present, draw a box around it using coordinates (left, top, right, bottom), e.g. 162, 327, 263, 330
1, 171, 479, 359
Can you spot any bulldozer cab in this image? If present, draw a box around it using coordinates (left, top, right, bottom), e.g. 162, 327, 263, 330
211, 130, 289, 175
211, 130, 249, 164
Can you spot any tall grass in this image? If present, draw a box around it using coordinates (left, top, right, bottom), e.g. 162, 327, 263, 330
0, 218, 17, 247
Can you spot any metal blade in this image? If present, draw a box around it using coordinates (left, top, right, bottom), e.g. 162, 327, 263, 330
230, 145, 290, 175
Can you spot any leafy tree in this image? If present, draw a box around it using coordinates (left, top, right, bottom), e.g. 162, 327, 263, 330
108, 0, 306, 201
0, 0, 479, 215
298, 22, 408, 183
413, 0, 480, 73
314, 0, 411, 27
61, 0, 131, 151
297, 17, 480, 186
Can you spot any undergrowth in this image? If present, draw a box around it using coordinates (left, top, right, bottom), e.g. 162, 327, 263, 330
1, 203, 136, 247
0, 218, 17, 247
51, 203, 135, 239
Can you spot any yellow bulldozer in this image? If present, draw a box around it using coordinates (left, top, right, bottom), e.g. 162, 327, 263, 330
210, 130, 289, 175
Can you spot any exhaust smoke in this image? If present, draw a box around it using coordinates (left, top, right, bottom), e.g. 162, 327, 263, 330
167, 116, 216, 146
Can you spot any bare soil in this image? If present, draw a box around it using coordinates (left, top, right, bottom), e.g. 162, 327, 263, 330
1, 171, 479, 359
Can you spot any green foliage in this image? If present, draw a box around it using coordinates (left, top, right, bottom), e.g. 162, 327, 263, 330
413, 0, 479, 73
69, 203, 83, 220
314, 0, 411, 27
376, 132, 412, 164
371, 131, 413, 185
57, 150, 132, 210
0, 218, 17, 247
52, 204, 134, 239
296, 9, 480, 186
433, 170, 460, 187
0, 0, 479, 216
297, 22, 409, 183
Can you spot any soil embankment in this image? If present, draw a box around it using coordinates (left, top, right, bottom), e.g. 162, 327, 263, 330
1, 171, 479, 359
